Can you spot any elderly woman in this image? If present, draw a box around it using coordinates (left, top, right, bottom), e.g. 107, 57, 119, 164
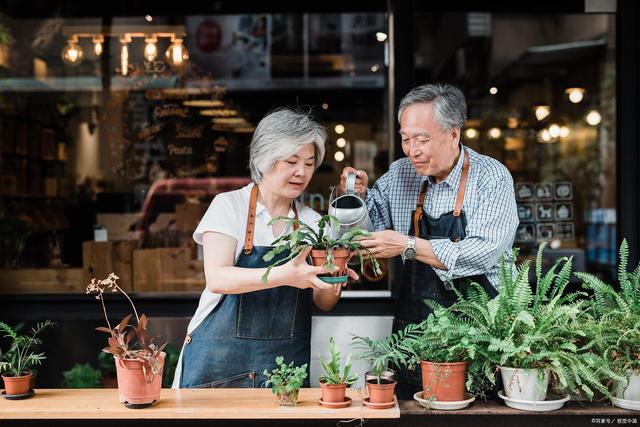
173, 108, 354, 389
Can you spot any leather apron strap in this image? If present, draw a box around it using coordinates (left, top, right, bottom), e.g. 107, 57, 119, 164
413, 148, 470, 237
243, 184, 299, 254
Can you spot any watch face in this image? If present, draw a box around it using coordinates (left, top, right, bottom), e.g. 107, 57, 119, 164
404, 248, 417, 260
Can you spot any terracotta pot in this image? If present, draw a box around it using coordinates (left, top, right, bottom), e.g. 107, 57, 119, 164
320, 381, 347, 403
28, 370, 37, 390
114, 352, 165, 408
2, 372, 32, 396
311, 248, 350, 275
366, 378, 396, 404
420, 360, 467, 402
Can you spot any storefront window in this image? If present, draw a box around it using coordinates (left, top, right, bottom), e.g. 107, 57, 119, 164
413, 12, 616, 281
0, 11, 389, 293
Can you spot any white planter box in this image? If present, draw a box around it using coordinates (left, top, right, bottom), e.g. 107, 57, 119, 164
500, 366, 549, 401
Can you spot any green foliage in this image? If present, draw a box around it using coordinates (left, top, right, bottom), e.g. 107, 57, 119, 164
97, 351, 116, 377
319, 338, 358, 386
263, 356, 308, 395
162, 343, 181, 388
61, 363, 102, 388
0, 320, 56, 377
261, 214, 381, 282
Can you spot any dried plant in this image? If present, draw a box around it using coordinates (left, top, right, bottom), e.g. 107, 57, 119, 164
86, 273, 167, 383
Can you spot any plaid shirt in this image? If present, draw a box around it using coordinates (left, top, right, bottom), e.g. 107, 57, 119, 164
365, 145, 519, 290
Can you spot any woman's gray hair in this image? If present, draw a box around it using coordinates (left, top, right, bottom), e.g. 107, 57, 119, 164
249, 108, 327, 183
397, 83, 467, 131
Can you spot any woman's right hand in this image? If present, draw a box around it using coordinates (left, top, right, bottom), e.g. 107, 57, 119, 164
280, 246, 334, 291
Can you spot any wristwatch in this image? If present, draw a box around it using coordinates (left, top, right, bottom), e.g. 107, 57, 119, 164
402, 236, 417, 262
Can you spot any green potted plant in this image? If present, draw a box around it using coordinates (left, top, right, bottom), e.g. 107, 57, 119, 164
262, 214, 381, 284
263, 356, 308, 407
318, 337, 358, 407
86, 273, 167, 408
0, 320, 56, 399
98, 351, 118, 388
446, 243, 613, 410
575, 239, 640, 409
61, 363, 102, 388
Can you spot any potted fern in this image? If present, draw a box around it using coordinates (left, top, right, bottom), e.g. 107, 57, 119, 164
263, 356, 308, 407
575, 239, 640, 409
318, 337, 358, 407
262, 214, 381, 284
61, 363, 103, 388
0, 320, 56, 399
86, 273, 167, 408
447, 243, 613, 410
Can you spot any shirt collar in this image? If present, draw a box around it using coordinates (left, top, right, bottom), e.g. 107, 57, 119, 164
423, 144, 465, 191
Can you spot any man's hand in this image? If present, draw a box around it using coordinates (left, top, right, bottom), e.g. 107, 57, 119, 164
357, 230, 408, 259
340, 167, 369, 195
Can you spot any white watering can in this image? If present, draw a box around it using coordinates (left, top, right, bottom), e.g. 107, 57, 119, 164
328, 172, 373, 239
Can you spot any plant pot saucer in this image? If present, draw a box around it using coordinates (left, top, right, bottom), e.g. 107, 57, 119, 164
413, 391, 475, 410
613, 397, 640, 411
123, 400, 157, 409
363, 397, 396, 409
2, 389, 35, 400
498, 390, 569, 412
319, 275, 348, 284
319, 396, 352, 408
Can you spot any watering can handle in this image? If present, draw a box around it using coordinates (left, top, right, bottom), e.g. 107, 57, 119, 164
346, 172, 357, 195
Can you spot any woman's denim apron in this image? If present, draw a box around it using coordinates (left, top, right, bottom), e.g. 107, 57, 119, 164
180, 185, 312, 388
393, 148, 498, 400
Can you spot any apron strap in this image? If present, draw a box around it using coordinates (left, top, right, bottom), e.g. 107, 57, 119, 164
243, 184, 299, 255
412, 147, 470, 236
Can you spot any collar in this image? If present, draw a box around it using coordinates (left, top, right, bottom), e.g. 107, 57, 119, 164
422, 145, 466, 191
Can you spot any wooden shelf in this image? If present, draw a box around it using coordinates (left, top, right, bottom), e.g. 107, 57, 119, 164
0, 388, 400, 420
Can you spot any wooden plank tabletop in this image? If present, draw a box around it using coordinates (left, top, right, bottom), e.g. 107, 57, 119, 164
0, 388, 399, 420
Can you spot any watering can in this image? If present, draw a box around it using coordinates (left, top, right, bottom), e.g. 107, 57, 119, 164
328, 172, 373, 239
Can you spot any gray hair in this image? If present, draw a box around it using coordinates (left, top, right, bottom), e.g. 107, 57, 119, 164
397, 83, 467, 131
249, 108, 327, 183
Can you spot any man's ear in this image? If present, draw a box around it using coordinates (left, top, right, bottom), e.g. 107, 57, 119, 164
450, 127, 461, 146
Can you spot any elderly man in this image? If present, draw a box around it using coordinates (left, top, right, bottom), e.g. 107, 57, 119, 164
341, 83, 519, 399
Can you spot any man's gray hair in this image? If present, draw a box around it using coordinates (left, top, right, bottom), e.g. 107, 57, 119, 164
249, 107, 327, 183
397, 83, 467, 131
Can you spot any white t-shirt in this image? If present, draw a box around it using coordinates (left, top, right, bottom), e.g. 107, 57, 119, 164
172, 182, 322, 388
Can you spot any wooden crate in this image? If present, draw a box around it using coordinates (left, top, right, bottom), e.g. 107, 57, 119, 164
0, 268, 83, 293
133, 247, 204, 292
82, 241, 134, 292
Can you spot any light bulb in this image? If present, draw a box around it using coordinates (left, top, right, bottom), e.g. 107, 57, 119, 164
586, 110, 602, 126
464, 128, 478, 139
560, 126, 570, 138
321, 103, 329, 110
489, 86, 498, 95
488, 127, 501, 139
376, 32, 388, 42
121, 42, 129, 76
548, 124, 561, 138
334, 151, 345, 162
61, 39, 84, 66
336, 138, 346, 148
566, 87, 585, 104
534, 105, 550, 121
166, 38, 189, 67
540, 129, 552, 143
144, 38, 158, 62
92, 36, 104, 56
334, 124, 345, 135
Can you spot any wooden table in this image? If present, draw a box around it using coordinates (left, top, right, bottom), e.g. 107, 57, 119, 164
0, 388, 399, 426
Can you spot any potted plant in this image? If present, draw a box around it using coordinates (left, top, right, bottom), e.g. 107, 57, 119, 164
86, 273, 167, 408
576, 239, 640, 409
263, 356, 308, 407
446, 243, 613, 409
0, 320, 55, 399
318, 337, 358, 406
262, 214, 381, 284
62, 363, 102, 388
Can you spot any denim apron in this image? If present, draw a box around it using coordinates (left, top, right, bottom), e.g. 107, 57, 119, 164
393, 148, 498, 399
180, 184, 313, 388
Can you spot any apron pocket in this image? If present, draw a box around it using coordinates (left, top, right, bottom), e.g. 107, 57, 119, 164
190, 371, 256, 388
236, 287, 298, 339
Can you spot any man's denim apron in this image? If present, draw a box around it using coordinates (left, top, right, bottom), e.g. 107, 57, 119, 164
180, 185, 312, 388
393, 148, 498, 400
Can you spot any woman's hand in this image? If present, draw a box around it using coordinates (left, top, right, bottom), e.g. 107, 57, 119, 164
280, 247, 334, 291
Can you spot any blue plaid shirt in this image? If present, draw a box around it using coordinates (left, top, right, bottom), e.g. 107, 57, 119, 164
365, 145, 519, 290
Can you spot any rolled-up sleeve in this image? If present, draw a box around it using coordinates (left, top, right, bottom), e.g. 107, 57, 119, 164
430, 171, 519, 283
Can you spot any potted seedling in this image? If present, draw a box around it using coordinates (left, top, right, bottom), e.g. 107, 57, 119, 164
263, 356, 308, 407
61, 363, 102, 388
0, 320, 55, 399
86, 273, 167, 408
262, 214, 381, 284
576, 239, 640, 410
318, 337, 358, 407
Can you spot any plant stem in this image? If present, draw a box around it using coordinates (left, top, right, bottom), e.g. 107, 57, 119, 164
116, 284, 139, 323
